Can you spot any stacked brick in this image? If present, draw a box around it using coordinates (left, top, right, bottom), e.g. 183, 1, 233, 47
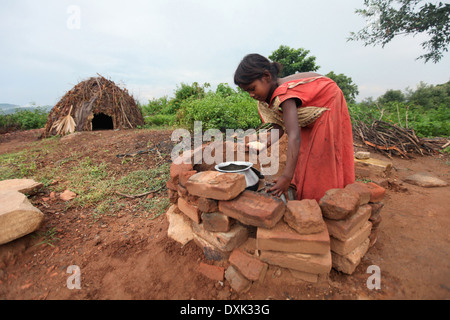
320, 182, 386, 274
166, 157, 386, 292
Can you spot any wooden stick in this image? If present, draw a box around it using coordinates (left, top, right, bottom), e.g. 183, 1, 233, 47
115, 186, 164, 199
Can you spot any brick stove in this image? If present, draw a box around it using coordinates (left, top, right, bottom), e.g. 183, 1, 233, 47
165, 141, 385, 293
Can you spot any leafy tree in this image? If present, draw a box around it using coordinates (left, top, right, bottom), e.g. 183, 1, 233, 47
406, 80, 450, 108
269, 45, 320, 77
325, 71, 360, 104
348, 0, 450, 63
378, 89, 406, 104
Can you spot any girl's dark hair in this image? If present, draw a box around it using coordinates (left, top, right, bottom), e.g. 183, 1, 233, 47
234, 54, 283, 86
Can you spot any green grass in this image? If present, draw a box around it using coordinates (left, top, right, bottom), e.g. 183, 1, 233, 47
0, 137, 171, 221
32, 227, 60, 247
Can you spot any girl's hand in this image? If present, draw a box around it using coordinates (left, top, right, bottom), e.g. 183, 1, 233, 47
267, 175, 291, 198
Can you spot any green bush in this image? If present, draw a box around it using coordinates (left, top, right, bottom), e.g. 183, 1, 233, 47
176, 84, 261, 131
0, 107, 48, 133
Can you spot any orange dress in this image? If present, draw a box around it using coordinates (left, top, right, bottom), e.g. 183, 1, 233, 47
258, 76, 355, 202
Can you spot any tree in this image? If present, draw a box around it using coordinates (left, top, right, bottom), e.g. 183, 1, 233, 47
378, 89, 406, 104
325, 71, 360, 104
269, 45, 320, 77
348, 0, 450, 63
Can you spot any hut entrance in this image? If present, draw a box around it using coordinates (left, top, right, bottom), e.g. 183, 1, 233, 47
92, 113, 113, 130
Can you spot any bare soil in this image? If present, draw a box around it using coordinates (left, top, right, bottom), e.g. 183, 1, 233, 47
0, 128, 449, 300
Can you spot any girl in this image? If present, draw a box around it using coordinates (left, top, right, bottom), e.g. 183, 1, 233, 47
234, 53, 355, 202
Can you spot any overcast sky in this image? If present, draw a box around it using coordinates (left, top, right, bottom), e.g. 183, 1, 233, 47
1, 0, 449, 107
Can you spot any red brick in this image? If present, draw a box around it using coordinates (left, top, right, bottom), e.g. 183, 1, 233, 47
170, 161, 193, 179
284, 199, 325, 234
260, 250, 332, 274
198, 262, 224, 281
179, 170, 198, 187
319, 188, 360, 220
344, 182, 371, 205
219, 191, 285, 228
177, 183, 189, 199
197, 198, 219, 213
229, 248, 268, 282
166, 176, 178, 191
168, 189, 179, 204
185, 171, 246, 201
324, 204, 372, 241
369, 202, 384, 218
177, 197, 201, 224
366, 182, 386, 202
256, 220, 330, 254
330, 220, 372, 255
201, 212, 234, 232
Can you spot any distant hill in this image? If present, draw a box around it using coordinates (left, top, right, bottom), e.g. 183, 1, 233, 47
0, 103, 53, 115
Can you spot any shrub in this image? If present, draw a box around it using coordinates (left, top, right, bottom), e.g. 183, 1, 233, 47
176, 84, 261, 131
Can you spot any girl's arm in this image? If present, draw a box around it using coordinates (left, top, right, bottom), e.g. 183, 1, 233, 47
267, 98, 301, 197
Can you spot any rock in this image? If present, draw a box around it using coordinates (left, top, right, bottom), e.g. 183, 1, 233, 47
59, 190, 77, 201
0, 179, 43, 196
166, 205, 193, 246
355, 151, 370, 160
0, 191, 45, 245
403, 172, 448, 188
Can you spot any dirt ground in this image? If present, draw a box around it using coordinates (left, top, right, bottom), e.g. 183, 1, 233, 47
0, 128, 449, 301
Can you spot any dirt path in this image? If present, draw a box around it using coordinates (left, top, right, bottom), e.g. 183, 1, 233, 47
0, 129, 449, 300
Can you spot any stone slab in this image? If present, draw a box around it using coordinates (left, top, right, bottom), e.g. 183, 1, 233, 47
0, 179, 43, 196
0, 191, 45, 245
403, 172, 448, 188
166, 205, 193, 246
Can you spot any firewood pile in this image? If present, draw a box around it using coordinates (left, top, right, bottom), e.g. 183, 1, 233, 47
353, 120, 449, 159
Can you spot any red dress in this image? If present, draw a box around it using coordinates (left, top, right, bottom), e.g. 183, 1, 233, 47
261, 76, 355, 202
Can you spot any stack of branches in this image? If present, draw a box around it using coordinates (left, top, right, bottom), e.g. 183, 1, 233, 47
44, 74, 144, 137
353, 119, 440, 159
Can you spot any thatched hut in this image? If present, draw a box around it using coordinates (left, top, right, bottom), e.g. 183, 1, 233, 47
44, 75, 144, 137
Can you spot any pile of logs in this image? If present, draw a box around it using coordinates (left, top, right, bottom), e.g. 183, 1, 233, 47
353, 120, 449, 159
